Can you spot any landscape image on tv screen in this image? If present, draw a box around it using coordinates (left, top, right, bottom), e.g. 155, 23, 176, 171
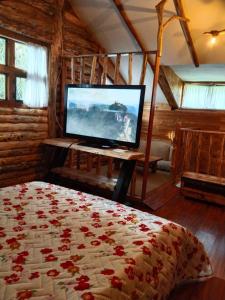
66, 87, 143, 143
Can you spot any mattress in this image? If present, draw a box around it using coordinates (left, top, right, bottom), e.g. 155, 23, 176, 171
0, 181, 212, 300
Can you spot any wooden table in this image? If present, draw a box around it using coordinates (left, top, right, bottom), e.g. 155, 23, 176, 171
137, 155, 162, 172
43, 138, 144, 203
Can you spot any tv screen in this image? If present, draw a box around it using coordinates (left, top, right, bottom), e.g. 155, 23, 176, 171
64, 84, 145, 148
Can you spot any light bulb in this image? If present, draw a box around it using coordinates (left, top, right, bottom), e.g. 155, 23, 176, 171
210, 36, 217, 45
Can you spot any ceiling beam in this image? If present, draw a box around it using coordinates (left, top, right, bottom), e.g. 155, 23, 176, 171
173, 0, 199, 67
161, 66, 184, 106
112, 0, 178, 109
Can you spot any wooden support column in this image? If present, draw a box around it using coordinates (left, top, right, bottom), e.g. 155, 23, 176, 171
112, 0, 179, 109
139, 53, 148, 85
80, 57, 84, 83
48, 0, 65, 137
173, 0, 199, 67
142, 0, 186, 201
101, 55, 108, 84
128, 53, 133, 85
113, 54, 121, 84
90, 56, 97, 84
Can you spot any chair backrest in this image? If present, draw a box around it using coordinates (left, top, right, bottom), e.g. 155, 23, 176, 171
139, 139, 172, 161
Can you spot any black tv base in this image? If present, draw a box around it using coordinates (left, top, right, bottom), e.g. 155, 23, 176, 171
78, 141, 119, 149
43, 138, 144, 204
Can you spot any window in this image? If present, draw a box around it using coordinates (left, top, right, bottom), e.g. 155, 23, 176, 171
0, 74, 6, 100
0, 38, 6, 65
181, 83, 225, 110
0, 35, 48, 107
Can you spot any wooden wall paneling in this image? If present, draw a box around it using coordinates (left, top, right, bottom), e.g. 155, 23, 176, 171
206, 134, 213, 175
153, 109, 225, 140
195, 132, 202, 173
218, 136, 225, 177
0, 1, 55, 44
96, 155, 101, 175
0, 0, 108, 187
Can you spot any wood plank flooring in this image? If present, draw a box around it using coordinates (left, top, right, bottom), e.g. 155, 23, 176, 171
154, 192, 225, 280
131, 186, 225, 299
149, 189, 225, 299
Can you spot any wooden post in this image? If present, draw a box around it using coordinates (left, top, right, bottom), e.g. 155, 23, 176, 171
48, 0, 65, 138
113, 54, 121, 84
90, 55, 97, 84
80, 57, 84, 84
128, 53, 133, 85
71, 57, 75, 83
59, 57, 66, 137
139, 53, 148, 85
101, 55, 108, 84
141, 53, 161, 200
141, 0, 187, 201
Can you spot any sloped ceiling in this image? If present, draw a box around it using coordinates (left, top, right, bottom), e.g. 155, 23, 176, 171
69, 0, 225, 102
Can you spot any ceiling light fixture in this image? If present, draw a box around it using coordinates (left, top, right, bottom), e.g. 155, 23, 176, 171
203, 29, 225, 37
203, 29, 225, 46
203, 29, 225, 45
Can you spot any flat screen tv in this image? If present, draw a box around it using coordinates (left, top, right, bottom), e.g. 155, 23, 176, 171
64, 84, 145, 148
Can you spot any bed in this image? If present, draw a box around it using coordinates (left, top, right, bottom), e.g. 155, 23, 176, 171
0, 181, 212, 300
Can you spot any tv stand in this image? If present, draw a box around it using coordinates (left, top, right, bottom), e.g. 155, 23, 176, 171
43, 138, 144, 203
78, 141, 118, 149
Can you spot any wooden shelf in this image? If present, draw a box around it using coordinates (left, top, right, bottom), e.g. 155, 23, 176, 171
183, 172, 225, 187
43, 138, 144, 160
52, 167, 117, 191
181, 172, 225, 206
43, 138, 143, 203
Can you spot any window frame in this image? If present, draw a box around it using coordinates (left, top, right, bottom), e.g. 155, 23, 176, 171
0, 37, 27, 106
180, 81, 225, 111
0, 28, 49, 107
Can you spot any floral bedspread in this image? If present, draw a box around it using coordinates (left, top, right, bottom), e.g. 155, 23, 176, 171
0, 181, 212, 300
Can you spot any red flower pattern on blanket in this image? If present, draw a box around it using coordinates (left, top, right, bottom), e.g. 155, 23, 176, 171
0, 181, 212, 300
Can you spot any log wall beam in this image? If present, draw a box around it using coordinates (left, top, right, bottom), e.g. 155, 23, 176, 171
173, 0, 199, 67
48, 0, 65, 138
112, 0, 178, 109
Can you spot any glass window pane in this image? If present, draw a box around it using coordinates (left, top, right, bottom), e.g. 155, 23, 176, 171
0, 74, 6, 100
15, 42, 28, 70
182, 84, 225, 110
16, 77, 26, 100
0, 38, 6, 65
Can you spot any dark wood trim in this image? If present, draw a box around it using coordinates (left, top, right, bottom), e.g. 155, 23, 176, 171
112, 0, 178, 109
48, 0, 65, 138
173, 0, 199, 67
0, 65, 26, 77
0, 35, 27, 107
184, 81, 225, 85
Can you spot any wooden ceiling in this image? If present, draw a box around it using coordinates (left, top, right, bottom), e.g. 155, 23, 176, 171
69, 0, 225, 106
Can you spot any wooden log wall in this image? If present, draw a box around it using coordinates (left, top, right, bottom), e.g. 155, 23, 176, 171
173, 128, 225, 181
0, 0, 106, 187
0, 108, 48, 187
152, 109, 225, 141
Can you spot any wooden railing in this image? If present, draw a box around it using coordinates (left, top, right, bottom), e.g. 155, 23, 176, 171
172, 127, 225, 182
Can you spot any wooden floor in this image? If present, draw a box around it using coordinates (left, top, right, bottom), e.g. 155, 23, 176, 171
145, 189, 225, 299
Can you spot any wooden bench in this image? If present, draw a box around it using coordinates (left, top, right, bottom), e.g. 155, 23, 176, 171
181, 171, 225, 206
